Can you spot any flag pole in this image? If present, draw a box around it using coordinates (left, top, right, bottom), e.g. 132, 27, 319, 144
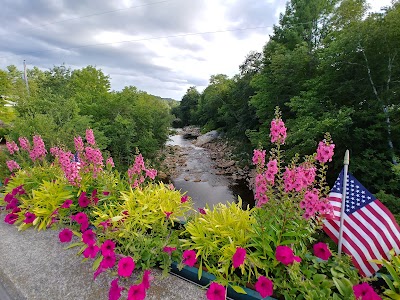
338, 149, 350, 256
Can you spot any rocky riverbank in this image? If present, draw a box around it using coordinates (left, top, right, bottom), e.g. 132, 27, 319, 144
158, 127, 254, 196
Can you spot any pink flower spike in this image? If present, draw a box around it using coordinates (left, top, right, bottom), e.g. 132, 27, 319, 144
353, 282, 382, 300
23, 212, 36, 224
198, 208, 206, 215
182, 249, 197, 267
109, 278, 124, 300
164, 211, 173, 219
127, 283, 146, 300
232, 247, 246, 268
142, 270, 153, 290
59, 228, 73, 243
206, 282, 226, 300
163, 246, 177, 255
255, 276, 274, 298
61, 199, 73, 208
4, 213, 18, 224
181, 195, 188, 203
86, 129, 96, 145
313, 242, 332, 261
101, 240, 116, 255
118, 256, 135, 277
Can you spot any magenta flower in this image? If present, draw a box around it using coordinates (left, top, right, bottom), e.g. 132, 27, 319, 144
18, 137, 30, 151
181, 195, 188, 203
61, 199, 73, 208
163, 246, 177, 255
255, 276, 274, 298
59, 228, 73, 243
109, 278, 124, 300
316, 141, 335, 163
183, 249, 197, 267
206, 282, 226, 300
232, 247, 246, 268
198, 208, 206, 215
101, 240, 116, 255
12, 185, 26, 195
72, 212, 88, 224
74, 136, 84, 152
313, 242, 332, 261
270, 118, 287, 144
353, 282, 382, 300
29, 135, 47, 161
142, 270, 152, 290
6, 160, 20, 172
103, 191, 110, 196
93, 266, 105, 281
4, 193, 14, 203
83, 243, 100, 259
4, 213, 18, 224
164, 211, 173, 219
106, 157, 115, 168
101, 251, 116, 269
78, 192, 90, 208
275, 245, 301, 265
99, 220, 111, 231
23, 212, 36, 224
127, 283, 146, 300
82, 229, 96, 245
118, 256, 135, 277
6, 199, 18, 210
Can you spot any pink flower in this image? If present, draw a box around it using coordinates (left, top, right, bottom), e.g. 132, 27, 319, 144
4, 213, 18, 224
12, 185, 26, 195
83, 243, 100, 259
78, 192, 90, 208
255, 276, 273, 298
183, 249, 197, 267
6, 198, 18, 210
252, 149, 266, 167
316, 141, 335, 163
103, 191, 110, 196
270, 118, 287, 144
6, 141, 19, 155
74, 136, 84, 152
353, 282, 382, 300
23, 212, 36, 224
59, 228, 73, 243
118, 256, 135, 277
29, 135, 47, 161
101, 240, 116, 255
164, 211, 173, 219
61, 199, 73, 208
181, 195, 188, 203
206, 282, 226, 300
142, 270, 152, 290
86, 129, 96, 145
163, 246, 177, 255
313, 242, 332, 261
232, 247, 246, 268
99, 220, 111, 231
198, 208, 206, 215
4, 193, 14, 203
127, 283, 146, 300
109, 278, 124, 300
18, 137, 30, 151
101, 251, 116, 269
6, 160, 20, 172
82, 229, 96, 245
106, 157, 115, 168
275, 245, 301, 265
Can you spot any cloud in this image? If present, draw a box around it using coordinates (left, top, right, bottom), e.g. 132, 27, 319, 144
0, 0, 286, 99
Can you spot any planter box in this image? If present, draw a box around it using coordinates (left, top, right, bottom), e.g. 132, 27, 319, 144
170, 262, 276, 300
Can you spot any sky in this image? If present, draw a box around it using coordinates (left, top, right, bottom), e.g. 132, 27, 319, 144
0, 0, 393, 100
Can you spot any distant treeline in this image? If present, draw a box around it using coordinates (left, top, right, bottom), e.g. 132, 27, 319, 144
172, 0, 400, 199
0, 64, 175, 170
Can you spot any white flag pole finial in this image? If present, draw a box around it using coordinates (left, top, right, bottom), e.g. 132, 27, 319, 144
338, 150, 350, 256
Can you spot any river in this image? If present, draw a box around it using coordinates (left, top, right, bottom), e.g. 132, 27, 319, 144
165, 129, 254, 210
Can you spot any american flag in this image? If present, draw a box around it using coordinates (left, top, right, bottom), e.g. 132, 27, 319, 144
323, 169, 400, 277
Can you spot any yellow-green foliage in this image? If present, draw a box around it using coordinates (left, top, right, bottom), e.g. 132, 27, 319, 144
92, 182, 193, 271
17, 180, 73, 231
181, 199, 256, 285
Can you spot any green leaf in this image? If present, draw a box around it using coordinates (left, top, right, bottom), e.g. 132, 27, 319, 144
231, 285, 247, 294
92, 255, 103, 271
110, 216, 124, 222
65, 242, 82, 249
